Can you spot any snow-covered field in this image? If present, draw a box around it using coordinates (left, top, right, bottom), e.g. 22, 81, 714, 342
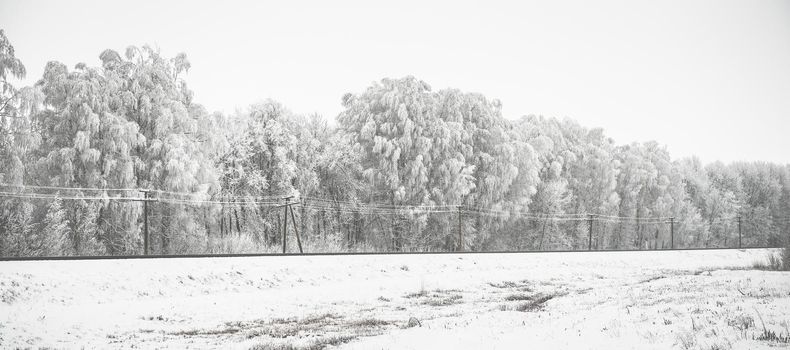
1, 249, 789, 349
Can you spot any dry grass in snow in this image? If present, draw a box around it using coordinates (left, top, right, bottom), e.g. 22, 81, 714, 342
0, 249, 788, 349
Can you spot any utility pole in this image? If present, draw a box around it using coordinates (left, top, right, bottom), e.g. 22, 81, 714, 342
282, 196, 290, 254
135, 190, 156, 255
457, 206, 463, 252
144, 190, 149, 255
289, 201, 303, 253
588, 214, 594, 250
738, 216, 742, 249
670, 217, 674, 249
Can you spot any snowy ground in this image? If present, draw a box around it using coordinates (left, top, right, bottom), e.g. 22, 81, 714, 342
1, 249, 789, 349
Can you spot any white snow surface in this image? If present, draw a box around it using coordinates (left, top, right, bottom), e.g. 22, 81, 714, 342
1, 249, 789, 349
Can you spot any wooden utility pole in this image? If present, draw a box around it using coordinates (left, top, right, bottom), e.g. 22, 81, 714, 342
588, 214, 594, 250
143, 190, 149, 255
134, 190, 156, 255
457, 206, 463, 252
670, 217, 674, 249
289, 202, 303, 253
282, 196, 290, 253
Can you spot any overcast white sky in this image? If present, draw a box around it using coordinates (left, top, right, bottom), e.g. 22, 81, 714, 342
2, 0, 789, 164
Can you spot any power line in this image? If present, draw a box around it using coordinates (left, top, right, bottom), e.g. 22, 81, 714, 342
0, 191, 144, 202
0, 183, 288, 202
2, 183, 790, 223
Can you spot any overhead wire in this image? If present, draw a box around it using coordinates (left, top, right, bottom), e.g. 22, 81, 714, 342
3, 183, 790, 223
0, 190, 143, 202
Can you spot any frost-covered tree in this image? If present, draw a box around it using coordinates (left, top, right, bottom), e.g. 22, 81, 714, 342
730, 162, 785, 247
217, 101, 300, 244
338, 77, 468, 250
678, 158, 740, 247
21, 46, 219, 255
0, 30, 42, 255
3, 55, 790, 257
338, 78, 539, 251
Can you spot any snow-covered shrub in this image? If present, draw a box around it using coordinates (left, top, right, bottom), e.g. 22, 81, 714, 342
751, 251, 785, 270
300, 234, 378, 253
208, 233, 275, 254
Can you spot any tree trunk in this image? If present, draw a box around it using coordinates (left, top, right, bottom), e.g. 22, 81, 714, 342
539, 214, 549, 250
226, 208, 233, 237
654, 227, 659, 250
234, 206, 241, 234
161, 204, 170, 254
220, 205, 225, 238
204, 208, 211, 253
391, 193, 399, 251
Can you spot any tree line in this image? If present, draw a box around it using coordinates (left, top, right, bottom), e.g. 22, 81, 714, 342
1, 31, 789, 256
